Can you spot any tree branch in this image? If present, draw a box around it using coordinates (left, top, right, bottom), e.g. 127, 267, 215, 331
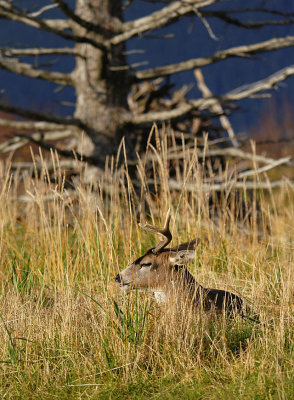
128, 103, 192, 125
0, 1, 70, 30
128, 65, 294, 124
0, 118, 68, 131
194, 68, 239, 148
113, 0, 294, 46
162, 178, 294, 192
130, 144, 294, 167
1, 47, 82, 58
28, 4, 58, 18
135, 36, 294, 80
110, 0, 218, 45
0, 103, 88, 131
10, 160, 77, 172
0, 130, 73, 153
0, 2, 106, 51
9, 190, 77, 203
237, 156, 292, 179
219, 8, 294, 18
11, 132, 100, 164
203, 10, 294, 29
0, 55, 73, 85
218, 65, 294, 103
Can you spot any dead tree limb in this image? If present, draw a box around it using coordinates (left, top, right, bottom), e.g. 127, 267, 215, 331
0, 1, 70, 30
0, 119, 68, 132
0, 131, 73, 153
0, 2, 105, 50
1, 47, 82, 57
10, 160, 79, 172
28, 4, 58, 18
0, 55, 73, 85
9, 132, 101, 164
135, 36, 294, 80
202, 9, 294, 29
9, 190, 77, 203
130, 65, 294, 125
0, 103, 88, 131
237, 157, 292, 179
204, 8, 294, 18
135, 146, 294, 167
111, 0, 217, 45
194, 68, 239, 148
150, 178, 294, 193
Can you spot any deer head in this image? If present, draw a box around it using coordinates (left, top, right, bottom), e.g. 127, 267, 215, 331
115, 210, 200, 294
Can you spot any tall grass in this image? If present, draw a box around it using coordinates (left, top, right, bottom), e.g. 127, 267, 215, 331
0, 129, 293, 399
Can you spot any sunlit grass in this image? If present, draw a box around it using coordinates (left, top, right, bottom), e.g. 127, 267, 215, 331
0, 131, 293, 399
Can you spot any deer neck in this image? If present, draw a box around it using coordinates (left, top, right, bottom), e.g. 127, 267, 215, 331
153, 290, 167, 304
153, 265, 202, 305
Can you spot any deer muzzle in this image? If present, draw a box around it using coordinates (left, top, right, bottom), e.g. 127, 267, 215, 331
115, 273, 131, 290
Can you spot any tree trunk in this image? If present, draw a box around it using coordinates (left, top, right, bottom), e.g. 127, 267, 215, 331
72, 0, 129, 163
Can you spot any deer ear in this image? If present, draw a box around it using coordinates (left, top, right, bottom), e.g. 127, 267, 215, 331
169, 238, 200, 252
169, 250, 196, 265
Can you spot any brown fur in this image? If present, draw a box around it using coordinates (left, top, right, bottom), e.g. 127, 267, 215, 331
115, 239, 244, 317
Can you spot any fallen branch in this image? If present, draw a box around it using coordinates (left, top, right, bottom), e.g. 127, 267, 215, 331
237, 156, 292, 179
10, 159, 79, 172
144, 178, 294, 193
138, 147, 294, 167
9, 190, 77, 203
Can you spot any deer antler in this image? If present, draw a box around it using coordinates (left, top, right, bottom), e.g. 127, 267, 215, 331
139, 208, 172, 254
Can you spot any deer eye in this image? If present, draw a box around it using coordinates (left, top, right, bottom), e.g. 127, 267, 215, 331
140, 263, 152, 268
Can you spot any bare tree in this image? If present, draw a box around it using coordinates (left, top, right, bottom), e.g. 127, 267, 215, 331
0, 0, 294, 168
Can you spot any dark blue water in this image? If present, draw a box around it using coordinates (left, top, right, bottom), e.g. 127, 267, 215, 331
0, 0, 293, 133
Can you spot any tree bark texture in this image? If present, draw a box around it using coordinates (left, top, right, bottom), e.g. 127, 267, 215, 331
73, 0, 129, 161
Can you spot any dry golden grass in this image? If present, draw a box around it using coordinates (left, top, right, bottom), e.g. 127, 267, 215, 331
0, 130, 293, 399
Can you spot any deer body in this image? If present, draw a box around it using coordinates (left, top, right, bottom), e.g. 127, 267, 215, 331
115, 210, 244, 318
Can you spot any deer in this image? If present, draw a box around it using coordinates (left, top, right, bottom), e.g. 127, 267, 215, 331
115, 210, 252, 319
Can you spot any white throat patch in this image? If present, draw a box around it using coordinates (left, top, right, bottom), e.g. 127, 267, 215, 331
153, 290, 167, 304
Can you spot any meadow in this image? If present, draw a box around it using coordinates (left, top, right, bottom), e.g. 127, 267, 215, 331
0, 132, 293, 399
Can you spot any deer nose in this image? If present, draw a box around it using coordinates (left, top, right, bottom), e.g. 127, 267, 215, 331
115, 274, 121, 283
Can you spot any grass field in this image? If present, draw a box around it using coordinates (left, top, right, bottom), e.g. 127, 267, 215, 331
0, 135, 293, 399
